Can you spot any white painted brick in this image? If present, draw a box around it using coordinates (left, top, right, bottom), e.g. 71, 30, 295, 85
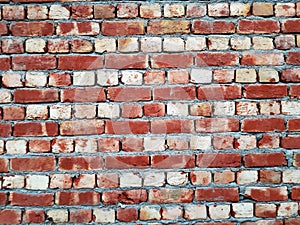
230, 3, 250, 16
95, 39, 116, 53
167, 172, 188, 186
184, 205, 207, 220
282, 101, 300, 115
25, 38, 46, 53
26, 175, 49, 190
26, 105, 48, 120
50, 105, 72, 119
190, 69, 212, 84
167, 102, 188, 116
98, 103, 120, 118
186, 37, 206, 51
93, 208, 115, 223
46, 209, 68, 223
49, 5, 70, 19
144, 172, 165, 186
73, 71, 95, 86
163, 37, 184, 52
120, 172, 142, 187
6, 140, 27, 154
97, 70, 118, 86
190, 136, 211, 150
213, 101, 235, 116
25, 72, 47, 87
141, 37, 162, 52
283, 170, 300, 183
258, 68, 279, 82
2, 175, 24, 189
236, 69, 257, 83
121, 71, 143, 85
144, 137, 165, 151
237, 170, 258, 184
232, 203, 254, 218
278, 202, 298, 217
209, 205, 230, 220
0, 140, 3, 154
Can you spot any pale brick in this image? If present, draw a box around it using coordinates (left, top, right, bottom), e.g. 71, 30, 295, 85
93, 208, 115, 223
25, 38, 46, 53
186, 37, 206, 51
97, 173, 118, 188
167, 137, 188, 150
50, 105, 72, 119
48, 39, 69, 53
0, 90, 12, 103
253, 2, 273, 16
26, 175, 49, 190
278, 202, 298, 217
237, 170, 258, 184
117, 3, 138, 18
258, 68, 279, 82
253, 37, 274, 50
118, 38, 139, 52
190, 171, 211, 185
213, 69, 235, 83
49, 5, 70, 19
95, 39, 116, 53
96, 70, 118, 86
6, 140, 27, 154
190, 103, 212, 116
282, 101, 300, 115
208, 3, 229, 17
190, 69, 212, 84
52, 139, 73, 153
213, 101, 235, 116
120, 172, 142, 187
140, 206, 161, 220
50, 174, 72, 189
2, 175, 24, 189
167, 172, 188, 186
47, 210, 68, 223
230, 3, 250, 16
0, 140, 3, 154
2, 73, 23, 88
297, 35, 300, 47
144, 137, 165, 151
27, 5, 48, 20
3, 5, 24, 20
163, 37, 184, 52
275, 35, 295, 50
184, 205, 207, 220
236, 69, 257, 83
190, 136, 211, 150
144, 71, 165, 84
26, 105, 48, 120
167, 102, 188, 116
75, 138, 97, 153
187, 4, 206, 17
230, 37, 251, 50
98, 103, 120, 118
168, 70, 189, 84
209, 205, 230, 220
214, 170, 235, 184
121, 71, 143, 85
141, 37, 162, 52
208, 36, 229, 50
162, 206, 182, 220
283, 170, 300, 183
235, 135, 256, 150
73, 71, 95, 86
275, 3, 295, 17
260, 101, 281, 115
232, 203, 254, 218
140, 4, 161, 18
74, 105, 96, 119
25, 72, 47, 87
164, 4, 184, 17
74, 174, 95, 188
144, 172, 165, 186
236, 102, 258, 116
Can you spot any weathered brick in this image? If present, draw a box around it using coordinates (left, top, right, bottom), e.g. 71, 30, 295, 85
102, 21, 144, 36
148, 20, 190, 34
10, 22, 54, 36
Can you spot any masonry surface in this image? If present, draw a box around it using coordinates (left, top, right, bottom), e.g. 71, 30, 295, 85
0, 0, 300, 224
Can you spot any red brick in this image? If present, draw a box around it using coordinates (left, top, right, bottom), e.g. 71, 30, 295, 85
11, 156, 55, 171
0, 58, 11, 70
150, 54, 193, 68
57, 22, 99, 35
213, 136, 234, 150
122, 137, 143, 152
260, 170, 282, 185
197, 153, 242, 168
2, 39, 23, 53
29, 140, 51, 153
149, 188, 194, 203
151, 155, 195, 169
94, 5, 115, 19
105, 155, 149, 169
285, 218, 300, 225
58, 56, 103, 70
196, 118, 239, 133
0, 209, 22, 224
10, 193, 53, 206
122, 104, 142, 118
58, 156, 102, 171
290, 85, 300, 98
196, 53, 239, 66
244, 153, 287, 167
117, 208, 138, 222
245, 187, 288, 201
102, 21, 144, 36
14, 122, 58, 137
72, 5, 93, 19
56, 191, 100, 205
0, 193, 6, 206
241, 53, 284, 66
14, 89, 58, 103
60, 120, 104, 136
291, 187, 300, 200
242, 221, 282, 225
0, 123, 11, 137
49, 72, 71, 87
106, 121, 149, 135
281, 68, 300, 82
288, 119, 300, 131
198, 85, 242, 100
70, 209, 92, 223
13, 0, 54, 2
98, 138, 119, 152
238, 20, 280, 33
254, 204, 277, 218
192, 21, 235, 34
3, 106, 25, 120
105, 54, 147, 69
242, 118, 285, 132
0, 158, 8, 172
144, 71, 165, 84
244, 85, 287, 99
144, 103, 165, 117
287, 52, 300, 65
196, 188, 239, 202
258, 135, 280, 149
12, 55, 56, 70
10, 22, 54, 36
71, 39, 93, 53
148, 20, 190, 34
282, 19, 300, 33
154, 86, 196, 100
102, 189, 147, 205
24, 210, 45, 223
108, 87, 151, 102
62, 88, 105, 103
281, 136, 300, 149
151, 120, 194, 134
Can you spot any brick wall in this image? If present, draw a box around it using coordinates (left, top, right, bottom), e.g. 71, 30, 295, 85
0, 0, 300, 224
